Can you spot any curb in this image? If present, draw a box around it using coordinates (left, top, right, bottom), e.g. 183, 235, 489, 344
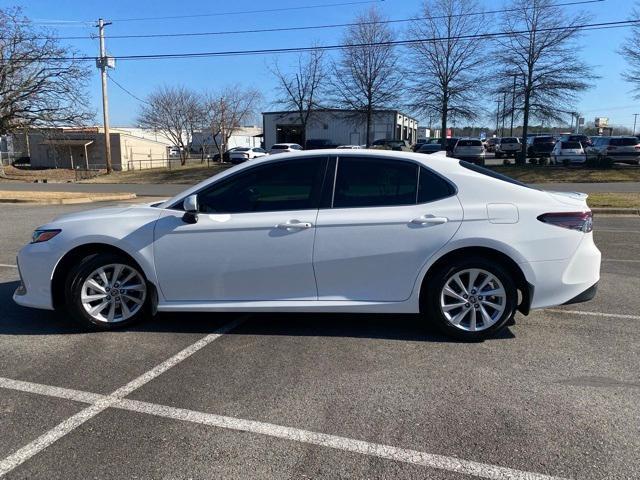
0, 193, 136, 205
591, 207, 640, 216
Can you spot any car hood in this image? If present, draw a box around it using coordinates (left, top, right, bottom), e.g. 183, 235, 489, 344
51, 201, 162, 224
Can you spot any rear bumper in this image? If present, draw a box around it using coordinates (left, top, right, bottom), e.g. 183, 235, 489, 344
525, 233, 601, 309
563, 281, 598, 305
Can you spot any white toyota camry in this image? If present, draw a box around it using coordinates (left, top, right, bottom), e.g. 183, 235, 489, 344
14, 150, 601, 340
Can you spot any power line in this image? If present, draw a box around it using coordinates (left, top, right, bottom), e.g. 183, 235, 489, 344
12, 0, 605, 41
107, 72, 148, 104
5, 18, 639, 63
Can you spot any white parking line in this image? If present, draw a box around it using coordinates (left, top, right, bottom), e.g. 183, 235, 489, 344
0, 377, 567, 480
0, 316, 246, 477
0, 264, 17, 268
545, 309, 640, 320
602, 258, 640, 263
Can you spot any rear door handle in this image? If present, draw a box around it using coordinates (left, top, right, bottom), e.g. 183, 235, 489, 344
275, 220, 313, 230
411, 215, 448, 225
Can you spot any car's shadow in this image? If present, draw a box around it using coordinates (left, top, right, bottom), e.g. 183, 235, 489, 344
0, 280, 515, 342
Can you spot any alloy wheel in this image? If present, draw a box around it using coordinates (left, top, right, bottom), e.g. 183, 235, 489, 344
80, 263, 146, 323
439, 268, 507, 332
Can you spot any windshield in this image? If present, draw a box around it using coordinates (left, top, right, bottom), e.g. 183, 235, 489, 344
457, 140, 482, 147
459, 161, 533, 189
271, 145, 288, 149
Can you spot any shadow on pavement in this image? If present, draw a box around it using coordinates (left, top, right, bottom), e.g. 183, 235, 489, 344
0, 280, 515, 342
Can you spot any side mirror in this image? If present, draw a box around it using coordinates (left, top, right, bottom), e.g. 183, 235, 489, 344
182, 194, 199, 224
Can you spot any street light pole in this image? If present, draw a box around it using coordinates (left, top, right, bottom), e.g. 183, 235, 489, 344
633, 113, 639, 135
501, 92, 507, 137
495, 101, 500, 137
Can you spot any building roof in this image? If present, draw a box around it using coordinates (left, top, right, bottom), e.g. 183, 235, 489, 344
263, 108, 417, 121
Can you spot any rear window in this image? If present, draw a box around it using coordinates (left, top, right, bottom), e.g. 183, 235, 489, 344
561, 142, 581, 149
457, 140, 482, 147
534, 137, 555, 144
271, 145, 287, 150
459, 161, 532, 189
236, 148, 250, 152
617, 137, 639, 146
501, 138, 519, 143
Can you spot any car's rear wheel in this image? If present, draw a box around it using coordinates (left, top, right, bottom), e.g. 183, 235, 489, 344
424, 257, 517, 340
65, 253, 149, 330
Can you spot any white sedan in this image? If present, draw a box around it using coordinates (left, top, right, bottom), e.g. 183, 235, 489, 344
14, 150, 600, 340
269, 143, 303, 154
229, 147, 268, 164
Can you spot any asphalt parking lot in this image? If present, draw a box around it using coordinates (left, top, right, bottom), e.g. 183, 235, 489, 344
0, 202, 639, 479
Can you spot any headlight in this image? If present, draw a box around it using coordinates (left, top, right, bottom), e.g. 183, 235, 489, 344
31, 229, 61, 243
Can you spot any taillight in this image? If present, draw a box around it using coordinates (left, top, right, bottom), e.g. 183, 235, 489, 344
538, 212, 593, 233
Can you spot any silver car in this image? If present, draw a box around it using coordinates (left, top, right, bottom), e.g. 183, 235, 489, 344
452, 139, 486, 165
589, 136, 640, 165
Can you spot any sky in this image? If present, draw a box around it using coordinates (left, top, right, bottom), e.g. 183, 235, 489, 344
4, 0, 639, 130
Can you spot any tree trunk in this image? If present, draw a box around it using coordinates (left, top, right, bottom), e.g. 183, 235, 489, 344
365, 108, 372, 147
519, 74, 533, 165
440, 96, 448, 150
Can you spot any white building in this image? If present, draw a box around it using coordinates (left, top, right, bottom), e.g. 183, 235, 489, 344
262, 109, 418, 149
191, 126, 263, 154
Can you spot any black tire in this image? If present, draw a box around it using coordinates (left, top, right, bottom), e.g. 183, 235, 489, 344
423, 257, 517, 341
64, 252, 151, 331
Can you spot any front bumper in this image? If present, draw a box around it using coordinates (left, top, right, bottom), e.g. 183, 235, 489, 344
12, 243, 58, 310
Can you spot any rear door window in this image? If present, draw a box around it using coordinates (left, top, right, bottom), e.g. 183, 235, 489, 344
333, 157, 418, 208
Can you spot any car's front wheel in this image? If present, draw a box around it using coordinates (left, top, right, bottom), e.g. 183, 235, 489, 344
65, 253, 150, 330
424, 257, 517, 340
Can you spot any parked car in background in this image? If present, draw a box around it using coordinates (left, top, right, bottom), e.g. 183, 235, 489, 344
336, 145, 363, 149
168, 147, 182, 157
485, 137, 499, 153
229, 147, 268, 164
417, 138, 444, 154
551, 141, 586, 165
270, 143, 303, 154
559, 134, 592, 148
451, 138, 485, 165
15, 150, 600, 341
445, 138, 460, 155
371, 139, 412, 151
527, 136, 556, 161
212, 147, 241, 163
412, 139, 428, 152
588, 136, 640, 165
305, 139, 339, 150
495, 137, 521, 159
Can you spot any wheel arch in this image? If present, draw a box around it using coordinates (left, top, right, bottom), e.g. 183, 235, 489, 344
51, 243, 158, 311
418, 246, 533, 316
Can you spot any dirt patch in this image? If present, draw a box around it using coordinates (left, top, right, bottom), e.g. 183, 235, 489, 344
0, 191, 136, 204
490, 165, 640, 183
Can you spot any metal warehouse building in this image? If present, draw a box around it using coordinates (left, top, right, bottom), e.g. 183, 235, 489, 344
263, 109, 418, 149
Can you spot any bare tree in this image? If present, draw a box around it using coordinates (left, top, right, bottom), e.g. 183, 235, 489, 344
203, 85, 262, 160
495, 0, 596, 162
269, 48, 326, 146
620, 2, 640, 99
0, 7, 93, 174
330, 7, 403, 147
137, 86, 202, 165
406, 0, 486, 148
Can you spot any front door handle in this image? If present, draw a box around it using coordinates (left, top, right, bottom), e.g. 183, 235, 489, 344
275, 220, 313, 230
411, 215, 448, 225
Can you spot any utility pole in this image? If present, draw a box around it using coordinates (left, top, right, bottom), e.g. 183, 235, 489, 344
97, 18, 113, 173
633, 113, 639, 135
510, 75, 517, 136
501, 92, 507, 137
495, 101, 500, 137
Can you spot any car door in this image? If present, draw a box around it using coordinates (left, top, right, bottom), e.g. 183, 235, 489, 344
313, 156, 463, 302
153, 157, 328, 302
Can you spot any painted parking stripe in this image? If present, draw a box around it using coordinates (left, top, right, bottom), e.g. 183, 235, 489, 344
545, 309, 640, 320
601, 258, 640, 263
0, 316, 246, 478
0, 264, 17, 268
0, 377, 567, 480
